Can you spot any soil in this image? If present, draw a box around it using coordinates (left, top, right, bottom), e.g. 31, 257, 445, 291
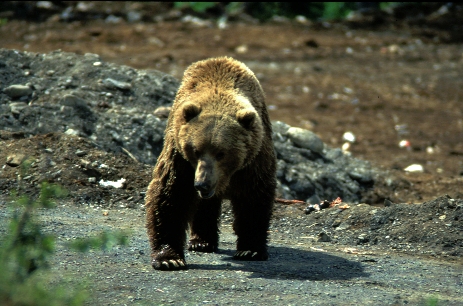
0, 2, 462, 305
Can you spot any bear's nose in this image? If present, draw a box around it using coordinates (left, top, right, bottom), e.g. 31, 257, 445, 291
194, 181, 214, 199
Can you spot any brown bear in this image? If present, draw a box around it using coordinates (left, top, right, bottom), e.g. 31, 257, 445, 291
145, 57, 276, 270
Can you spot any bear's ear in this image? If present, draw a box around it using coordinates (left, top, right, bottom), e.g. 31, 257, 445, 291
236, 109, 256, 129
182, 103, 201, 122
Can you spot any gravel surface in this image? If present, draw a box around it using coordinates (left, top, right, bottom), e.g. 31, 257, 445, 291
1, 200, 461, 305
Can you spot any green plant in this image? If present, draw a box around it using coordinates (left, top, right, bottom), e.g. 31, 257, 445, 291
174, 2, 218, 13
322, 2, 354, 20
0, 162, 129, 305
424, 295, 439, 306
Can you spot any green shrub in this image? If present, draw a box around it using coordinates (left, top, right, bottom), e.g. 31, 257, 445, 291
0, 164, 129, 305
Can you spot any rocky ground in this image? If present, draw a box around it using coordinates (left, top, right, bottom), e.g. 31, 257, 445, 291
0, 2, 462, 305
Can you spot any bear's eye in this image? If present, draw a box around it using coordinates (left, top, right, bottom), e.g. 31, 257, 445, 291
215, 152, 225, 161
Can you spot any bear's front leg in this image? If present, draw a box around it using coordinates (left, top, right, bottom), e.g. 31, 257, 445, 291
231, 192, 273, 261
145, 151, 196, 270
188, 197, 222, 253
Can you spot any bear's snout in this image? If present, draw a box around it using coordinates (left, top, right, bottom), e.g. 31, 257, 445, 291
194, 157, 217, 199
194, 181, 215, 199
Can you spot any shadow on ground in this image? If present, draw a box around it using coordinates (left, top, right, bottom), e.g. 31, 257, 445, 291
189, 246, 369, 280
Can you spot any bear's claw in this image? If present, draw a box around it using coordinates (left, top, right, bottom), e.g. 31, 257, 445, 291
151, 245, 187, 270
233, 250, 268, 261
152, 258, 187, 270
188, 239, 217, 253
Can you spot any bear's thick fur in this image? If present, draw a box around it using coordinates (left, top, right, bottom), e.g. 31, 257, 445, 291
145, 57, 276, 270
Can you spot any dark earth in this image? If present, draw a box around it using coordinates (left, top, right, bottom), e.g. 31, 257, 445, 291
0, 2, 462, 305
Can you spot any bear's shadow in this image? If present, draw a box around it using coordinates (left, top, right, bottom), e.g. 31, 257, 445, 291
188, 246, 369, 280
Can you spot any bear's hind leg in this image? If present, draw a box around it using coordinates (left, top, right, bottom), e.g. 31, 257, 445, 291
188, 197, 222, 253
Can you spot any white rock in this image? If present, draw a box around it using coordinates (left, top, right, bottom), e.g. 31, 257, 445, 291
404, 164, 424, 173
342, 131, 356, 143
4, 84, 32, 98
64, 128, 80, 136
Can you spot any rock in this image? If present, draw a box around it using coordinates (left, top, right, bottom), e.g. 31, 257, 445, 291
75, 150, 87, 157
153, 106, 172, 118
65, 128, 80, 136
404, 164, 424, 173
102, 78, 132, 91
316, 231, 331, 242
342, 131, 356, 143
357, 233, 369, 244
9, 102, 28, 115
286, 127, 324, 154
6, 153, 26, 167
60, 94, 92, 117
3, 84, 32, 98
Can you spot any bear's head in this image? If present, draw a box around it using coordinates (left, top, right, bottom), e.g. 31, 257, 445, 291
174, 95, 264, 199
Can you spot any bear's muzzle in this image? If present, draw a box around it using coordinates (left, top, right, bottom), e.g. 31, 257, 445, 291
194, 181, 215, 199
194, 156, 217, 199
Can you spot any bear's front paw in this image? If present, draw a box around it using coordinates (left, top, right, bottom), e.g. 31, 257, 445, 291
188, 238, 217, 253
151, 245, 187, 271
234, 250, 268, 261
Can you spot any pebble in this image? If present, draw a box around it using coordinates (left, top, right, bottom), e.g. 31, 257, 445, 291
316, 231, 331, 242
9, 102, 28, 114
3, 84, 32, 98
286, 127, 324, 154
65, 128, 80, 136
6, 153, 26, 167
404, 164, 424, 173
102, 78, 132, 91
75, 150, 87, 157
60, 94, 89, 110
342, 131, 356, 143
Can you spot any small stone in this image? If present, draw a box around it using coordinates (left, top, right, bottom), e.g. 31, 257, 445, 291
60, 94, 90, 113
316, 231, 331, 242
65, 128, 80, 136
286, 127, 324, 154
3, 84, 33, 98
6, 153, 26, 167
342, 131, 356, 143
88, 177, 96, 183
235, 45, 248, 54
75, 150, 87, 157
384, 199, 393, 207
404, 164, 424, 173
358, 233, 369, 243
9, 102, 28, 115
153, 106, 172, 118
332, 219, 342, 228
102, 78, 132, 91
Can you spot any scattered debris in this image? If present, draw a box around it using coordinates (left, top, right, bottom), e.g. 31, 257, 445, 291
99, 178, 126, 188
304, 197, 348, 214
398, 140, 411, 148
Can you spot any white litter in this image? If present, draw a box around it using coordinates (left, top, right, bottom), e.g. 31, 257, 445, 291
342, 131, 356, 143
99, 178, 126, 188
404, 164, 424, 173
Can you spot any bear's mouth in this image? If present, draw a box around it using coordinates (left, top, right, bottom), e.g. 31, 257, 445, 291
197, 189, 215, 199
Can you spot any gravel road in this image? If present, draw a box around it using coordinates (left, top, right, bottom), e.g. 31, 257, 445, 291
1, 201, 459, 306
